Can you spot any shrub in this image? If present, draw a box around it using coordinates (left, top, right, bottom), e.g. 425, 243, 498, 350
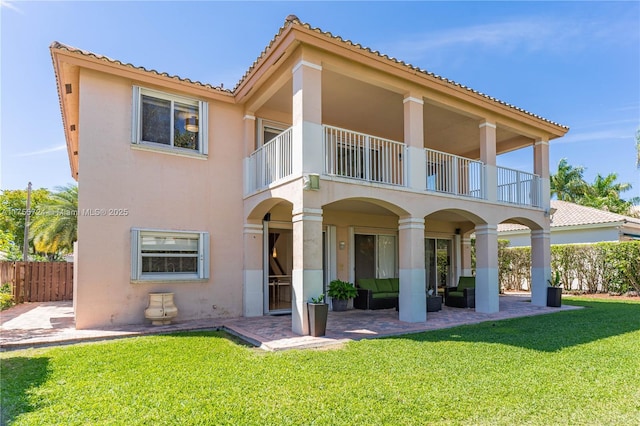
0, 283, 14, 311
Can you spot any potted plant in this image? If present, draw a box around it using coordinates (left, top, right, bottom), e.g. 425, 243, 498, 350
307, 294, 328, 337
547, 271, 562, 307
327, 279, 358, 312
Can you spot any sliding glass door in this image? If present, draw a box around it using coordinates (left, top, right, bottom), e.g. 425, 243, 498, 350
425, 238, 452, 296
354, 234, 397, 284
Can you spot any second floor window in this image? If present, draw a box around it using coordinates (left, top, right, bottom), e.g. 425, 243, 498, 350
132, 86, 208, 155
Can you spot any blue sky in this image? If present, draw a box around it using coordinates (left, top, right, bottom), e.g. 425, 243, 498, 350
1, 1, 639, 201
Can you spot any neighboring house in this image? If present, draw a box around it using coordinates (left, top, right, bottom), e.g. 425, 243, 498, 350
499, 200, 640, 246
51, 16, 568, 334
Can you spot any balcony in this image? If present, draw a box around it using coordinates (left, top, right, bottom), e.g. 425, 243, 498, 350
246, 125, 541, 208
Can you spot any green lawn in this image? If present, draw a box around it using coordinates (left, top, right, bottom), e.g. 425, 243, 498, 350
2, 298, 640, 425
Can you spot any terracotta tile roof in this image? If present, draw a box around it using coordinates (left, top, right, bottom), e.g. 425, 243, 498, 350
499, 200, 640, 232
51, 16, 568, 131
236, 15, 568, 130
49, 41, 232, 94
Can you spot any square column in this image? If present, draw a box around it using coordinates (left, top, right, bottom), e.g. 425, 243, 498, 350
479, 121, 497, 202
534, 138, 551, 210
531, 229, 551, 307
291, 207, 324, 335
243, 221, 264, 317
403, 96, 426, 191
243, 114, 256, 195
292, 60, 323, 177
474, 224, 499, 313
398, 217, 426, 323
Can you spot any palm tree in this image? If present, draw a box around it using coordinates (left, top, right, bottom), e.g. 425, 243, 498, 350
582, 173, 635, 215
550, 158, 588, 202
30, 184, 78, 255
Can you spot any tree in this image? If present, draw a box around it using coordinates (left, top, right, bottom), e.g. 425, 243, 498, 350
581, 173, 635, 215
0, 187, 52, 259
550, 158, 588, 202
29, 184, 78, 256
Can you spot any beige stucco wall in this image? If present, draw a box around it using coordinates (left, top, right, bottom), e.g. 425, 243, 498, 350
75, 69, 245, 328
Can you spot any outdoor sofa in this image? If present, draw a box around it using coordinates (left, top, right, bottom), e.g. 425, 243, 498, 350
354, 278, 399, 310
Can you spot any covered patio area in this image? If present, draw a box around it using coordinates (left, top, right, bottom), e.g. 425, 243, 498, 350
218, 293, 580, 350
1, 294, 580, 351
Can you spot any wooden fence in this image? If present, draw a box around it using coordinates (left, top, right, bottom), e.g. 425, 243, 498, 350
0, 261, 73, 303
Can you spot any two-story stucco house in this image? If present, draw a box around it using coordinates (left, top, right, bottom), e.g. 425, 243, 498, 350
51, 16, 568, 334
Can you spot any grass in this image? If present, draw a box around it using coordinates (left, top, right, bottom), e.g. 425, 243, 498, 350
2, 298, 639, 425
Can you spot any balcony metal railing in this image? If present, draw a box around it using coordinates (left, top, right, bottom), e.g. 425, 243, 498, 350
247, 127, 293, 192
323, 125, 405, 186
246, 123, 541, 209
497, 166, 541, 207
425, 148, 485, 199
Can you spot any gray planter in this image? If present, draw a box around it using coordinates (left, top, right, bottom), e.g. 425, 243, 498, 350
332, 298, 348, 312
307, 303, 328, 336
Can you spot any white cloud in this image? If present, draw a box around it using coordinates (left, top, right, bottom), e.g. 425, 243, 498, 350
0, 0, 23, 14
14, 144, 66, 157
380, 15, 638, 63
555, 130, 632, 145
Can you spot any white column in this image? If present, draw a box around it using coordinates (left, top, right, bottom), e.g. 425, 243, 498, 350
243, 221, 264, 317
534, 138, 550, 209
243, 114, 256, 195
475, 224, 499, 313
531, 229, 551, 307
479, 121, 497, 202
292, 60, 323, 177
398, 217, 427, 322
291, 207, 324, 335
403, 95, 426, 190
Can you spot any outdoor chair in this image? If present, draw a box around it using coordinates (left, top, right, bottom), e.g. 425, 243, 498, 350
444, 276, 476, 308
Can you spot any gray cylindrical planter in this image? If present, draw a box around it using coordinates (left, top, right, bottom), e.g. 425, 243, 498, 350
547, 287, 562, 307
332, 298, 348, 312
307, 302, 328, 337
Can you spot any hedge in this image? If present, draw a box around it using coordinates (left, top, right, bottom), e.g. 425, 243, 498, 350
498, 241, 640, 294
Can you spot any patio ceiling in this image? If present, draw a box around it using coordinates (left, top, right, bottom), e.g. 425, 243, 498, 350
255, 69, 534, 159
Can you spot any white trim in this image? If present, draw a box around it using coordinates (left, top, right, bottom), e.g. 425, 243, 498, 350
243, 114, 256, 121
292, 60, 322, 74
130, 228, 209, 281
131, 144, 208, 160
475, 224, 498, 236
244, 224, 264, 234
479, 121, 497, 129
403, 96, 424, 105
292, 207, 323, 223
398, 217, 425, 230
534, 140, 549, 146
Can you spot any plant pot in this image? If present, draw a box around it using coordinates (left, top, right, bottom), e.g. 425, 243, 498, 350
144, 292, 178, 325
332, 298, 348, 312
307, 302, 328, 337
547, 287, 562, 308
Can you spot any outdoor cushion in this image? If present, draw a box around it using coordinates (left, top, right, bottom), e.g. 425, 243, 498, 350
447, 291, 464, 298
358, 278, 378, 292
458, 276, 475, 290
372, 292, 399, 299
389, 278, 399, 292
375, 278, 393, 292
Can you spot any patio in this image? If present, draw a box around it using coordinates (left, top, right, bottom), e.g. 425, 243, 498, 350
0, 294, 579, 351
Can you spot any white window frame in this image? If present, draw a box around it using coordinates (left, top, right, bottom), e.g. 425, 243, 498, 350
131, 86, 208, 156
257, 118, 289, 147
131, 228, 210, 282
